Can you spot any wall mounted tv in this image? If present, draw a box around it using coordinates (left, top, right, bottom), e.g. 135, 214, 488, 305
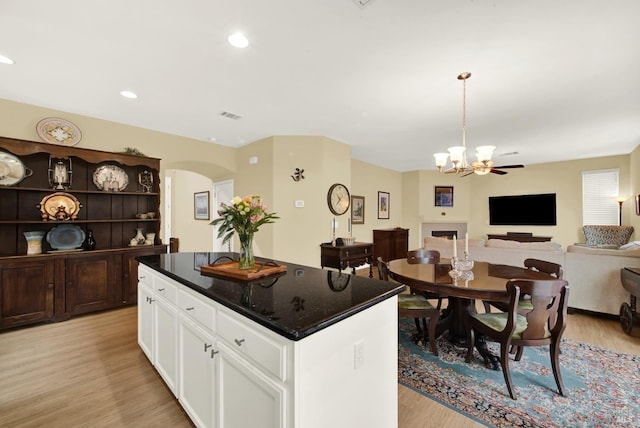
489, 193, 557, 226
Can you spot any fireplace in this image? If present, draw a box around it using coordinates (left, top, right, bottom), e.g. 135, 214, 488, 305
421, 222, 467, 246
432, 230, 457, 239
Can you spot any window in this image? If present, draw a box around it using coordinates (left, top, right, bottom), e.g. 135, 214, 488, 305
582, 169, 619, 225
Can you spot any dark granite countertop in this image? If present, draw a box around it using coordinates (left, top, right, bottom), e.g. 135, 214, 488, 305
137, 252, 405, 341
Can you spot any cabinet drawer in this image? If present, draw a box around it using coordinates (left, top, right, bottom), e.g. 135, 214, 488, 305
178, 289, 215, 331
138, 266, 153, 288
154, 275, 178, 304
218, 310, 287, 381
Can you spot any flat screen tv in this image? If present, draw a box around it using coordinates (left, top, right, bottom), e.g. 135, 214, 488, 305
489, 193, 557, 226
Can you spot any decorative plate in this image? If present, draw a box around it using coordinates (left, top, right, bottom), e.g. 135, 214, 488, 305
38, 192, 82, 221
36, 117, 82, 146
92, 164, 129, 191
46, 224, 85, 251
0, 151, 32, 186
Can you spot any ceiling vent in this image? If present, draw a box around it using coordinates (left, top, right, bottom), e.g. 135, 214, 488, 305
352, 0, 375, 8
219, 111, 243, 120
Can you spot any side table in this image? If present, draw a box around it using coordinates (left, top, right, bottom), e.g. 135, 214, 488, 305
320, 242, 374, 278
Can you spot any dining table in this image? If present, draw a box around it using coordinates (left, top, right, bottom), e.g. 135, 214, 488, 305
388, 258, 555, 370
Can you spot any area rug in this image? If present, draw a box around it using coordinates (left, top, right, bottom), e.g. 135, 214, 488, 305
398, 321, 640, 427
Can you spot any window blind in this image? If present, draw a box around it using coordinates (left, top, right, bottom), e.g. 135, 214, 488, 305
582, 169, 619, 225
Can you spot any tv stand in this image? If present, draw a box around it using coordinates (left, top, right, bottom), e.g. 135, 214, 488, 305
487, 233, 552, 243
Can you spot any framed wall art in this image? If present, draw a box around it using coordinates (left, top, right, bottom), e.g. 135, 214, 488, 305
351, 195, 365, 224
434, 186, 454, 207
378, 191, 390, 219
194, 191, 210, 220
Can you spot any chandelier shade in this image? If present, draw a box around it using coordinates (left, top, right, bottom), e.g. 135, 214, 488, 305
432, 73, 525, 176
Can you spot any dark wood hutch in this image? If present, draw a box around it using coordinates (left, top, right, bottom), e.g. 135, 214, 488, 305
0, 137, 166, 330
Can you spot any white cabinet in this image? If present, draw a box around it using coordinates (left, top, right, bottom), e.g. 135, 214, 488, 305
178, 316, 218, 428
217, 340, 285, 428
137, 281, 154, 361
137, 267, 179, 396
138, 265, 398, 428
154, 296, 178, 394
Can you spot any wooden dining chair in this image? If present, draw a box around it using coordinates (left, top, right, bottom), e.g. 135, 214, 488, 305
377, 257, 440, 356
483, 258, 564, 314
465, 278, 570, 400
407, 249, 445, 309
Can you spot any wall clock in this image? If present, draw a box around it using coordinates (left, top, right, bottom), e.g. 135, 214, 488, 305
327, 183, 350, 215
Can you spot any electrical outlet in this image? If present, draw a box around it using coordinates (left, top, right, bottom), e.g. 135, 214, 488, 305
354, 340, 364, 369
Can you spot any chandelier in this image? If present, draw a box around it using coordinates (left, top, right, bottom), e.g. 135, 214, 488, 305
433, 72, 496, 176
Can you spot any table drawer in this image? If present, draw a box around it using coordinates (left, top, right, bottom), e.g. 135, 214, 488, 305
178, 289, 216, 332
217, 310, 287, 381
154, 275, 178, 304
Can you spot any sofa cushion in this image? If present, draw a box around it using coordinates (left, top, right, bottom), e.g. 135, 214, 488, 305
486, 239, 562, 251
619, 241, 640, 250
566, 244, 640, 257
424, 236, 485, 248
582, 225, 634, 247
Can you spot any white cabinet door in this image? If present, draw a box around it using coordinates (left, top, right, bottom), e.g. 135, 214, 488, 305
179, 316, 217, 428
154, 296, 179, 396
138, 282, 154, 361
217, 342, 285, 428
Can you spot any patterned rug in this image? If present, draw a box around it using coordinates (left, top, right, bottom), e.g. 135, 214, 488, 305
398, 321, 640, 427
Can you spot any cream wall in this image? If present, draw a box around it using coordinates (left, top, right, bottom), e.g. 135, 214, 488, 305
272, 136, 351, 267
168, 169, 215, 252
2, 97, 638, 265
350, 159, 405, 243
0, 98, 237, 246
406, 155, 631, 250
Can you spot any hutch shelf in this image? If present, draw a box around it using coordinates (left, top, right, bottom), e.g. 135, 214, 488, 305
0, 136, 167, 330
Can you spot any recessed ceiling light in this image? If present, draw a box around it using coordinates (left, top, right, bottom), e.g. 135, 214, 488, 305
120, 90, 138, 99
0, 54, 15, 64
209, 137, 217, 142
228, 33, 249, 48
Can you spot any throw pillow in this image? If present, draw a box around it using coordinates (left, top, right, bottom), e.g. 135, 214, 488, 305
583, 225, 634, 247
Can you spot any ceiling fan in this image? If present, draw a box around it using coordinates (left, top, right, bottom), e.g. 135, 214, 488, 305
434, 72, 526, 177
459, 163, 525, 177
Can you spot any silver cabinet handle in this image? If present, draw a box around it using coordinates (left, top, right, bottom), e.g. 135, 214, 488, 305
234, 338, 245, 347
204, 343, 212, 352
158, 288, 165, 292
186, 307, 194, 311
211, 350, 219, 358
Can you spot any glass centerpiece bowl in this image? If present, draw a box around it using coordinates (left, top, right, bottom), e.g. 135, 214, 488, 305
210, 195, 278, 270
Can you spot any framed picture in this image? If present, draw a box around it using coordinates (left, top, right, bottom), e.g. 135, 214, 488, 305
351, 195, 365, 224
378, 191, 390, 219
434, 186, 454, 207
194, 191, 210, 220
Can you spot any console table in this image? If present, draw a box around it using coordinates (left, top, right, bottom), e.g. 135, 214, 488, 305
320, 242, 374, 277
487, 233, 552, 243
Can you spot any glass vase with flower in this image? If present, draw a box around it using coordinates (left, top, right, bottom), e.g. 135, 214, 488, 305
210, 195, 278, 269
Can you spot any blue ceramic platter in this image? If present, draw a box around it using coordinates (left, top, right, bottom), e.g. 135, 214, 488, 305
46, 224, 85, 250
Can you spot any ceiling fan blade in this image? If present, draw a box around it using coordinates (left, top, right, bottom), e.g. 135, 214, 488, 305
490, 169, 508, 175
491, 164, 525, 169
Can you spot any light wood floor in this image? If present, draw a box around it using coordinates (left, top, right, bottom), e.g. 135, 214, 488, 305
1, 302, 639, 428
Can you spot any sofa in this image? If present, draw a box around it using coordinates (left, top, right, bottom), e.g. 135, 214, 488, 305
422, 226, 640, 316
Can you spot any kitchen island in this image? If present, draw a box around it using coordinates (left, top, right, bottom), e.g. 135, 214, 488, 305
137, 252, 405, 428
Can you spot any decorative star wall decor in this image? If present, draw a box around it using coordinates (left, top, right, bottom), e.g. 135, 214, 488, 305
291, 168, 305, 182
